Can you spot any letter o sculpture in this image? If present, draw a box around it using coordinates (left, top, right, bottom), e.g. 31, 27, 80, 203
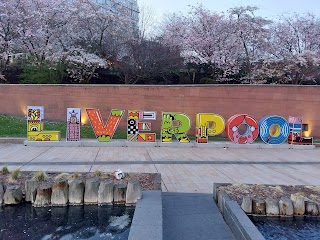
259, 116, 289, 144
226, 114, 259, 144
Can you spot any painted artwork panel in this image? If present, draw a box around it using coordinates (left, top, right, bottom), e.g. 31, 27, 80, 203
86, 109, 124, 142
196, 113, 225, 143
127, 110, 156, 142
259, 116, 289, 144
225, 114, 259, 144
27, 106, 61, 141
67, 108, 81, 141
161, 112, 191, 143
288, 116, 313, 145
27, 106, 44, 121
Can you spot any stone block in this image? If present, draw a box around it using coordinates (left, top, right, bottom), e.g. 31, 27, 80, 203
279, 197, 293, 216
241, 196, 252, 214
265, 198, 279, 216
51, 180, 69, 206
114, 184, 127, 204
252, 199, 266, 215
290, 194, 305, 215
98, 180, 114, 205
84, 178, 100, 204
217, 191, 230, 215
69, 180, 85, 205
0, 183, 4, 205
305, 201, 319, 216
3, 185, 23, 205
33, 184, 52, 207
25, 179, 38, 203
126, 180, 142, 206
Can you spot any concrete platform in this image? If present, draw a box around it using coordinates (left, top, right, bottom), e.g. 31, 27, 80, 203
2, 143, 320, 193
23, 139, 315, 149
0, 138, 25, 144
129, 191, 163, 240
162, 193, 235, 240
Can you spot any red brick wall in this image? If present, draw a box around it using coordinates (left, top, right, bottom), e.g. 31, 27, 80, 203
0, 84, 319, 137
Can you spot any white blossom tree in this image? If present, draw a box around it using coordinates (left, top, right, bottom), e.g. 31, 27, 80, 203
0, 0, 137, 82
252, 13, 320, 84
161, 6, 243, 82
228, 6, 271, 80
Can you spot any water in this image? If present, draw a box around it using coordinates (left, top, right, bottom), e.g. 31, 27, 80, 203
250, 216, 320, 240
0, 204, 134, 240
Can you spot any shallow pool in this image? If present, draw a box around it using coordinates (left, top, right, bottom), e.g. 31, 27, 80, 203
250, 216, 320, 240
0, 204, 134, 240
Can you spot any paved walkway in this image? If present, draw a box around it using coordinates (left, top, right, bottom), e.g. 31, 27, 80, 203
162, 193, 235, 240
1, 144, 320, 193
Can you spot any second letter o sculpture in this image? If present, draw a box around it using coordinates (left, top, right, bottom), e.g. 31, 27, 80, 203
226, 114, 259, 144
259, 116, 290, 144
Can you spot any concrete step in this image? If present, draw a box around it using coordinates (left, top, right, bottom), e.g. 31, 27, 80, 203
162, 193, 235, 240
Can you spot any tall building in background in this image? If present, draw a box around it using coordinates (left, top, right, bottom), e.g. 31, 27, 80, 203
95, 0, 139, 28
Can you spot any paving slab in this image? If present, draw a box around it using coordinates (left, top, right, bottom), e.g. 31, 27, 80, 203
1, 144, 320, 193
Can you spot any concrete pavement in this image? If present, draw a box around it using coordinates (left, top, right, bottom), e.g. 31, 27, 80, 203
0, 143, 320, 193
162, 193, 235, 240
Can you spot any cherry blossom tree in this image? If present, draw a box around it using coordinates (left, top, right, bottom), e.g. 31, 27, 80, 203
0, 0, 138, 82
12, 0, 71, 64
161, 6, 243, 82
63, 48, 107, 83
252, 14, 320, 84
0, 0, 21, 78
228, 6, 271, 79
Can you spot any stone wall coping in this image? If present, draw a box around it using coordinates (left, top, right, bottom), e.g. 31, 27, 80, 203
214, 183, 266, 240
1, 84, 319, 88
128, 190, 163, 240
22, 140, 315, 149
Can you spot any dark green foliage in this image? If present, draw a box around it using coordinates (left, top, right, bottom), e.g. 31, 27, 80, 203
19, 64, 66, 84
199, 77, 218, 84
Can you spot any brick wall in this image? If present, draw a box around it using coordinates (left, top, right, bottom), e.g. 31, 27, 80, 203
0, 84, 319, 137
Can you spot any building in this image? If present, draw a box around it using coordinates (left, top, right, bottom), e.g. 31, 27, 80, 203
95, 0, 139, 28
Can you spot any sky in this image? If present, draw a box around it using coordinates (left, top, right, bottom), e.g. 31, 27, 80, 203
138, 0, 320, 21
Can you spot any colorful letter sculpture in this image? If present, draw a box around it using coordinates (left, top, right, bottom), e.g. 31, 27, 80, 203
161, 112, 191, 143
127, 110, 156, 142
67, 108, 81, 141
86, 109, 124, 142
288, 116, 313, 145
27, 106, 61, 141
226, 114, 259, 144
259, 116, 289, 144
196, 113, 225, 143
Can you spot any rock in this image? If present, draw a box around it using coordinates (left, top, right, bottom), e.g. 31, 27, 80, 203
0, 183, 4, 205
69, 180, 85, 205
3, 185, 23, 205
25, 180, 39, 203
241, 196, 252, 213
84, 178, 100, 204
51, 180, 69, 206
305, 201, 319, 216
265, 198, 280, 216
126, 180, 142, 205
279, 197, 294, 216
98, 180, 114, 205
290, 194, 305, 215
113, 184, 127, 204
33, 184, 52, 207
252, 199, 266, 215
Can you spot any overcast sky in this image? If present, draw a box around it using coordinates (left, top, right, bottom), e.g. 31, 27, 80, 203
138, 0, 320, 21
